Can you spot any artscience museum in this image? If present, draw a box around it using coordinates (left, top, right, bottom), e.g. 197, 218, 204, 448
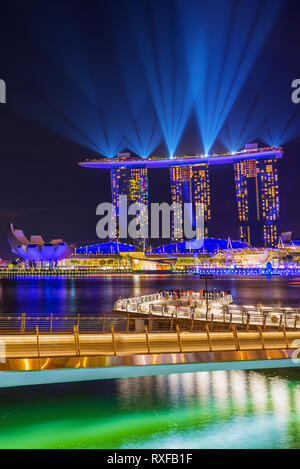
7, 223, 75, 266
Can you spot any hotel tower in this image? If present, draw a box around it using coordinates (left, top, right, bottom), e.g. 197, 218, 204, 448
110, 154, 149, 248
234, 156, 280, 247
169, 163, 211, 241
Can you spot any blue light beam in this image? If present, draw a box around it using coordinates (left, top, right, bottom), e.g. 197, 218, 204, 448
180, 0, 285, 154
126, 0, 194, 157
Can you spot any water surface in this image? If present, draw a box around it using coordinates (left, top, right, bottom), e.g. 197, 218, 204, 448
0, 275, 298, 315
0, 275, 298, 448
0, 368, 299, 448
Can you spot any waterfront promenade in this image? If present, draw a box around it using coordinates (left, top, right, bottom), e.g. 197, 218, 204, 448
114, 291, 300, 330
0, 266, 300, 277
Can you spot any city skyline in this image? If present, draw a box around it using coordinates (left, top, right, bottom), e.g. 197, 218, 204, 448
0, 0, 300, 258
0, 0, 300, 452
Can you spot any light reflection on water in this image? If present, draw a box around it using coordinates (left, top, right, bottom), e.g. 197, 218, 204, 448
0, 275, 298, 448
116, 369, 300, 449
0, 368, 299, 448
0, 275, 298, 315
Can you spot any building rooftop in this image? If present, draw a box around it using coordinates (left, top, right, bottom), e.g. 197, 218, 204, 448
79, 145, 283, 169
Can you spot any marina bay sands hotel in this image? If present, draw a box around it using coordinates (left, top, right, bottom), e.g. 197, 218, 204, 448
79, 144, 282, 248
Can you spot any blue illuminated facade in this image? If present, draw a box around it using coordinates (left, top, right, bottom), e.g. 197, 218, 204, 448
75, 241, 136, 255
155, 238, 248, 254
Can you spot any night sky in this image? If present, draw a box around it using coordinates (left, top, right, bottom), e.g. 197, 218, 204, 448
0, 0, 299, 258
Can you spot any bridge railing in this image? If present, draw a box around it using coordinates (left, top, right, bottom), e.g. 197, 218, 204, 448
0, 313, 214, 334
2, 323, 300, 360
113, 291, 233, 314
199, 306, 300, 330
113, 291, 300, 329
114, 292, 163, 312
0, 311, 299, 339
116, 305, 300, 330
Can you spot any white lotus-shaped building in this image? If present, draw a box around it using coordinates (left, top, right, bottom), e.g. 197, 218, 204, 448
8, 223, 75, 264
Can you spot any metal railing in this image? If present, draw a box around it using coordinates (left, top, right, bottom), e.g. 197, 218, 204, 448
113, 291, 300, 330
1, 323, 300, 360
113, 290, 233, 313
0, 312, 236, 334
0, 314, 132, 335
0, 304, 299, 336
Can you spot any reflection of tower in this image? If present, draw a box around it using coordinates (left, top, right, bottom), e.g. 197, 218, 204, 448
169, 163, 211, 241
234, 158, 280, 247
111, 165, 148, 248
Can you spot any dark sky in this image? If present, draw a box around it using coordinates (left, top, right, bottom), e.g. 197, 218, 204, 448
0, 0, 300, 258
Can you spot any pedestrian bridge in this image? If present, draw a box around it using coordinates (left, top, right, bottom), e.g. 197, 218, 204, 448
0, 288, 299, 388
0, 327, 299, 388
114, 291, 300, 330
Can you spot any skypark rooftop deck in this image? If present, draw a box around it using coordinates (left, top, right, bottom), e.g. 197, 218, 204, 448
79, 146, 283, 169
